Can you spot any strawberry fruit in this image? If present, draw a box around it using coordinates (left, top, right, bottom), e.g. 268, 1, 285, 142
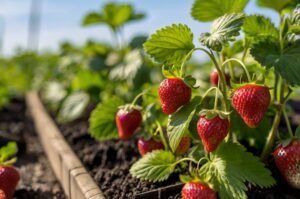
158, 78, 192, 114
197, 115, 229, 152
116, 108, 142, 140
175, 136, 191, 155
0, 166, 20, 199
182, 181, 217, 199
138, 137, 164, 156
232, 84, 270, 128
273, 139, 300, 189
210, 69, 230, 86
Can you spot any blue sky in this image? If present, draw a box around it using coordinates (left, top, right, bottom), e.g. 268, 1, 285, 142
0, 0, 279, 55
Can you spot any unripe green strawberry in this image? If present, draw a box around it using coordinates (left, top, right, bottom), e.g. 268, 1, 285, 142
197, 115, 229, 152
158, 78, 191, 114
138, 137, 164, 156
0, 166, 20, 199
175, 136, 191, 155
273, 139, 300, 189
116, 108, 142, 140
182, 181, 217, 199
232, 84, 270, 128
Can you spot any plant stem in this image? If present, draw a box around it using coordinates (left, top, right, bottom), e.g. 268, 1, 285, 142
222, 58, 251, 82
208, 50, 229, 112
241, 38, 249, 62
180, 48, 197, 77
282, 108, 294, 137
156, 121, 169, 151
214, 87, 219, 110
174, 157, 198, 166
260, 107, 282, 161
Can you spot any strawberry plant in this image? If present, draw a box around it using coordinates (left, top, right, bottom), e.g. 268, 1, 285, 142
88, 0, 300, 198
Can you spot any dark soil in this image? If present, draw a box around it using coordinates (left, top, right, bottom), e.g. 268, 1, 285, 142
56, 101, 300, 199
0, 99, 65, 199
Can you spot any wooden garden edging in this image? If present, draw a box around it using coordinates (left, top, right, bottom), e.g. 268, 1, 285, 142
26, 92, 105, 199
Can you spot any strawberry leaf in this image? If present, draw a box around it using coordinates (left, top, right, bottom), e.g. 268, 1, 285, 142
256, 0, 295, 13
57, 91, 90, 123
0, 142, 18, 165
168, 96, 201, 153
191, 0, 249, 22
199, 142, 275, 199
199, 13, 245, 51
130, 150, 176, 182
89, 96, 124, 140
243, 15, 279, 41
250, 39, 300, 85
144, 24, 195, 65
289, 4, 300, 34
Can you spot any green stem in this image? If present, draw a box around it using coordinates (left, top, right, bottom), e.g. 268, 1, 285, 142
241, 38, 249, 62
200, 87, 226, 110
282, 108, 294, 137
260, 107, 282, 161
130, 91, 146, 108
274, 73, 279, 102
174, 157, 198, 166
156, 121, 169, 151
208, 50, 229, 112
222, 58, 251, 82
180, 48, 196, 77
213, 86, 219, 110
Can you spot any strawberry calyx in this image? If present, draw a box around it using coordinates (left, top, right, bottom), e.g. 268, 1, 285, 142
0, 142, 18, 166
230, 82, 268, 92
277, 127, 300, 148
118, 104, 142, 113
199, 109, 230, 120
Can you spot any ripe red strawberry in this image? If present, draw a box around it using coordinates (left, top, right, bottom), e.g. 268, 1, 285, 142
232, 84, 270, 128
182, 181, 217, 199
116, 108, 142, 140
138, 137, 164, 156
197, 115, 229, 152
0, 189, 7, 199
158, 78, 192, 114
0, 166, 20, 199
273, 139, 300, 189
210, 69, 230, 86
175, 136, 191, 155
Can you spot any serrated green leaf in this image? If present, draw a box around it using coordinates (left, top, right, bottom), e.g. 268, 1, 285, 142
200, 13, 245, 51
57, 91, 90, 123
191, 0, 249, 22
109, 49, 143, 81
243, 15, 279, 41
257, 0, 294, 13
168, 96, 201, 153
144, 24, 195, 65
289, 4, 300, 34
291, 4, 300, 24
199, 142, 275, 199
250, 39, 300, 85
130, 150, 176, 182
0, 142, 18, 164
89, 96, 124, 141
